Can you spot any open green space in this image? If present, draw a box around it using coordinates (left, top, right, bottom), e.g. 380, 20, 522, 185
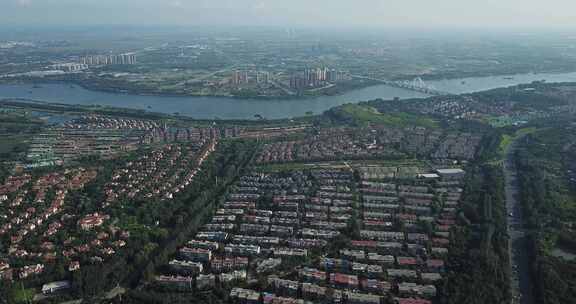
498, 127, 538, 157
11, 286, 35, 303
338, 104, 439, 128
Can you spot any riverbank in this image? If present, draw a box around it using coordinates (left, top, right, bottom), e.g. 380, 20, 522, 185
0, 77, 381, 101
2, 71, 576, 120
0, 98, 313, 126
4, 67, 576, 101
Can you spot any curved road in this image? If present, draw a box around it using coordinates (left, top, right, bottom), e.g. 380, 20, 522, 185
504, 137, 534, 304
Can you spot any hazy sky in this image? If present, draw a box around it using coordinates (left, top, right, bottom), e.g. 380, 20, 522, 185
1, 0, 576, 28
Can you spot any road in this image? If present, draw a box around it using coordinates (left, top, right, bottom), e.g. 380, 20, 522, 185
103, 286, 126, 300
503, 137, 534, 304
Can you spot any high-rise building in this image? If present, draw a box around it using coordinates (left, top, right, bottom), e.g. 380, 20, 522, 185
291, 67, 347, 90
256, 71, 270, 84
230, 70, 250, 86
289, 75, 307, 91
318, 67, 328, 82
53, 63, 88, 72
80, 53, 136, 66
241, 71, 249, 84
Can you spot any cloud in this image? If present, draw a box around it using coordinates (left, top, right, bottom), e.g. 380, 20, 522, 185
253, 1, 266, 11
169, 0, 184, 8
16, 0, 32, 7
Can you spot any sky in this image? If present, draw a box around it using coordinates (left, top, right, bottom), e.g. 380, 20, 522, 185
1, 0, 576, 29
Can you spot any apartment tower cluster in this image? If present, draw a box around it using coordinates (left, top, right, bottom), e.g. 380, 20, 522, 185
80, 53, 137, 66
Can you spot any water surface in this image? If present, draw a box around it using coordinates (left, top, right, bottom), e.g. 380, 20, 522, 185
2, 71, 576, 119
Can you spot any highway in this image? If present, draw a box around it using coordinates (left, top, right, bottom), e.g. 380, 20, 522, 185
503, 137, 535, 304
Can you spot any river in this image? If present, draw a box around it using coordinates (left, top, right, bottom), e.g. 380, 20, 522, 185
2, 71, 576, 120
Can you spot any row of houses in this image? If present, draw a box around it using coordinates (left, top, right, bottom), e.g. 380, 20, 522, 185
104, 140, 216, 205
230, 286, 433, 304
155, 167, 463, 304
256, 127, 482, 164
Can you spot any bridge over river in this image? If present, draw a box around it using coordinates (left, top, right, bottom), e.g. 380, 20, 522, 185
352, 75, 454, 96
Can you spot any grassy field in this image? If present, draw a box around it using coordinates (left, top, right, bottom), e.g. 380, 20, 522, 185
498, 134, 513, 155
340, 104, 438, 128
498, 127, 538, 157
11, 286, 35, 303
514, 126, 576, 226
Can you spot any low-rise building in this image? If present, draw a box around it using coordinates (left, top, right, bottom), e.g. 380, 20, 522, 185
155, 275, 193, 289
257, 258, 282, 273
169, 259, 203, 274
19, 264, 44, 279
301, 283, 326, 300
436, 168, 465, 180
398, 282, 437, 298
41, 281, 71, 295
262, 293, 304, 304
421, 272, 442, 283
268, 277, 299, 297
299, 267, 327, 283
386, 269, 418, 279
68, 261, 80, 272
230, 288, 261, 304
78, 213, 109, 230
330, 273, 359, 289
187, 239, 220, 251
196, 231, 229, 242
196, 274, 216, 290
345, 291, 382, 304
179, 247, 212, 262
361, 279, 392, 294
220, 270, 247, 283
394, 298, 432, 304
367, 252, 395, 265
211, 257, 249, 272
272, 247, 307, 258
225, 244, 261, 256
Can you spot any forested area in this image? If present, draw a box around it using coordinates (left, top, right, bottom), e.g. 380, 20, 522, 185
98, 139, 256, 303
0, 163, 8, 183
0, 110, 44, 163
439, 165, 511, 304
470, 84, 569, 110
515, 126, 576, 304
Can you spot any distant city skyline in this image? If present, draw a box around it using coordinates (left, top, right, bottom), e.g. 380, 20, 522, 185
2, 0, 576, 29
